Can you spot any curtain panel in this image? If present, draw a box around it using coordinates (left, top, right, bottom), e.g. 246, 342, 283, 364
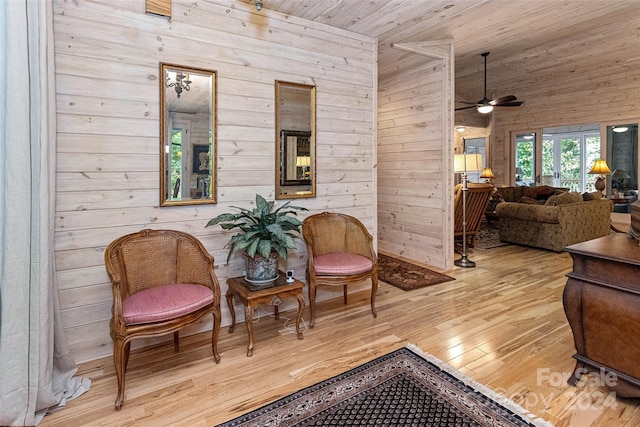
0, 1, 90, 425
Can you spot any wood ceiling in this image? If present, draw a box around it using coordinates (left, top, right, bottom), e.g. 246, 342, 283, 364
238, 0, 640, 109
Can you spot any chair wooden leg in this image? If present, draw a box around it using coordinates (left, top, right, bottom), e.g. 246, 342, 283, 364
113, 336, 128, 410
173, 331, 179, 352
211, 310, 221, 363
343, 285, 348, 304
124, 341, 131, 372
370, 275, 378, 319
309, 281, 317, 328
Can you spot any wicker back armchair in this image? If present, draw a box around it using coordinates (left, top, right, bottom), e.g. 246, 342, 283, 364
302, 212, 378, 328
454, 183, 493, 250
105, 229, 221, 409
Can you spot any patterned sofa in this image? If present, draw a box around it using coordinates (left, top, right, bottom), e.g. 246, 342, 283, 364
497, 185, 569, 203
495, 189, 613, 252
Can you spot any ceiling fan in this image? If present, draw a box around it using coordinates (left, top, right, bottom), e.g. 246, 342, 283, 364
455, 52, 524, 114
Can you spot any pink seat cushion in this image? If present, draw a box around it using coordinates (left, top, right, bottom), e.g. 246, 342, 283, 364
313, 253, 373, 276
122, 283, 214, 325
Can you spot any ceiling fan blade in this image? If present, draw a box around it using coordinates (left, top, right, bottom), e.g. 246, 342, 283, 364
455, 100, 524, 111
495, 101, 524, 107
455, 105, 479, 111
490, 95, 517, 105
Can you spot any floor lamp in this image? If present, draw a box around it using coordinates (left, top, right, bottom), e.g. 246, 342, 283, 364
454, 153, 483, 268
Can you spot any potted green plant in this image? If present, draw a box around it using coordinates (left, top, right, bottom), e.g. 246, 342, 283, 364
206, 194, 308, 283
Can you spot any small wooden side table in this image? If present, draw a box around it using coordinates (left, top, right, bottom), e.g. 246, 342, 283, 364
609, 197, 635, 214
226, 272, 305, 357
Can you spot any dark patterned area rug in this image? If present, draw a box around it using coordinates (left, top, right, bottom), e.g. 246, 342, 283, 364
475, 220, 509, 250
216, 345, 554, 427
377, 253, 455, 291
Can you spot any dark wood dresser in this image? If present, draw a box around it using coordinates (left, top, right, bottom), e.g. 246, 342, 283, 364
563, 233, 640, 397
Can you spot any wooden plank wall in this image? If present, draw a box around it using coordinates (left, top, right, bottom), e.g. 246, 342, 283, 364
52, 0, 376, 363
377, 57, 452, 269
485, 16, 640, 186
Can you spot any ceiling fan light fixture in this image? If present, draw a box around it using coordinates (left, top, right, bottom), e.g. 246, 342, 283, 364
477, 104, 493, 114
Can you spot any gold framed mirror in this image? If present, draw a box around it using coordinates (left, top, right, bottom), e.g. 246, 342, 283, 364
275, 80, 316, 199
160, 63, 217, 206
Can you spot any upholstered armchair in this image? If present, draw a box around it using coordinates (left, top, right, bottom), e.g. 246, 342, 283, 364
302, 212, 378, 328
104, 229, 221, 409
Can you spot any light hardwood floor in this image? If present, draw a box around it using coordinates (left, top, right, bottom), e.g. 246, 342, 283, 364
41, 244, 640, 427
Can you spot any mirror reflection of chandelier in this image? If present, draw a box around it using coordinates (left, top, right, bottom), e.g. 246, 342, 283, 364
166, 71, 191, 98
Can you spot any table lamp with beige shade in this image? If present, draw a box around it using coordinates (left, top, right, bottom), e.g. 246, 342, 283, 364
480, 167, 495, 184
588, 159, 611, 193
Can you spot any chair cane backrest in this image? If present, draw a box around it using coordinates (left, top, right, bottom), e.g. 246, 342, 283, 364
454, 183, 493, 237
105, 229, 217, 300
303, 212, 374, 258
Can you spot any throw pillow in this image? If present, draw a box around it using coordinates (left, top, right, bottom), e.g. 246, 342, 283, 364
525, 185, 556, 200
566, 191, 585, 204
582, 191, 602, 201
518, 197, 544, 205
547, 191, 582, 206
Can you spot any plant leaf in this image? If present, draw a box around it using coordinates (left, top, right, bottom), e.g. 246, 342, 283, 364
278, 215, 304, 226
246, 238, 260, 258
274, 244, 288, 260
281, 233, 296, 249
266, 223, 287, 241
220, 223, 243, 230
257, 240, 272, 259
255, 194, 269, 217
206, 213, 239, 227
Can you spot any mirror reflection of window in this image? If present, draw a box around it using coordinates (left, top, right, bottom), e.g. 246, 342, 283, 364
160, 63, 217, 206
167, 119, 190, 200
170, 127, 184, 199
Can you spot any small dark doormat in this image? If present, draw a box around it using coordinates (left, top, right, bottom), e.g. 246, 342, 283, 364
377, 253, 455, 291
216, 345, 553, 427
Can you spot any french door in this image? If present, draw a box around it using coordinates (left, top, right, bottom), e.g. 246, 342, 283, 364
542, 132, 600, 191
513, 129, 601, 191
542, 135, 581, 189
513, 131, 538, 186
